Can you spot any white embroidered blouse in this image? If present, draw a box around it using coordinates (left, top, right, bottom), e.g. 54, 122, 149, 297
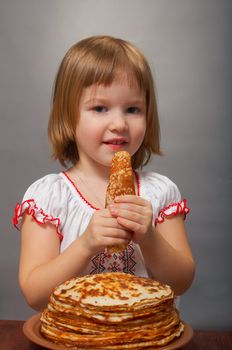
13, 171, 189, 278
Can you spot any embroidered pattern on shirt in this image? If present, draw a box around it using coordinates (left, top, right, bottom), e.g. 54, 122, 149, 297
90, 242, 136, 275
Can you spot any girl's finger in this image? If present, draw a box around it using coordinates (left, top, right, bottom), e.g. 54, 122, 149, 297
109, 206, 142, 223
114, 195, 147, 206
103, 227, 133, 240
109, 203, 141, 214
109, 203, 152, 220
116, 217, 141, 233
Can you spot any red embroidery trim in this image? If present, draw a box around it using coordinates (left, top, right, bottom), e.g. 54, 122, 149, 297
62, 171, 99, 210
12, 199, 63, 240
155, 198, 190, 226
62, 171, 141, 209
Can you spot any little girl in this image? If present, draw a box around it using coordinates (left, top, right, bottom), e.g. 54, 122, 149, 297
13, 35, 195, 311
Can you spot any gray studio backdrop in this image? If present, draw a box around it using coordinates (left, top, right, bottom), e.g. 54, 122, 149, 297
1, 0, 231, 329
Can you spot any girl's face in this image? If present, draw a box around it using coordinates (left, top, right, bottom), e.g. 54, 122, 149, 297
75, 78, 146, 169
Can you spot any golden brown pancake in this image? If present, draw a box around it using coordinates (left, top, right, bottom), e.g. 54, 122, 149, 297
105, 151, 135, 253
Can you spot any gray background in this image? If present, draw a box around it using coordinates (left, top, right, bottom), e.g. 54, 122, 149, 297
1, 0, 231, 329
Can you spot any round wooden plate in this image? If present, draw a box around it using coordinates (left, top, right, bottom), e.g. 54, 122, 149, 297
23, 313, 193, 350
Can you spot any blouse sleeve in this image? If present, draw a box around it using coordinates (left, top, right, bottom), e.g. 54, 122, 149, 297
142, 172, 190, 226
154, 174, 190, 226
13, 174, 68, 239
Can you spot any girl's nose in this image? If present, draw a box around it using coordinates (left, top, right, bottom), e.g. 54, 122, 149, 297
109, 111, 128, 132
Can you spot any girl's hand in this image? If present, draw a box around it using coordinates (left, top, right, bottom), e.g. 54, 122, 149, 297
108, 195, 153, 245
82, 209, 133, 255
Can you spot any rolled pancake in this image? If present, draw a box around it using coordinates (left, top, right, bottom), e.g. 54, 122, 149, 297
105, 151, 135, 253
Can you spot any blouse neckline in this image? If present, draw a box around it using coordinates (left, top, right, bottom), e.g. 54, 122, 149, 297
61, 171, 140, 210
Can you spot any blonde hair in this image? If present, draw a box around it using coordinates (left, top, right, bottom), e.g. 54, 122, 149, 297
48, 35, 162, 168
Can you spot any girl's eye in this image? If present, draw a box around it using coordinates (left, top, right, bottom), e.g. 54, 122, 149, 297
127, 107, 141, 114
93, 106, 108, 113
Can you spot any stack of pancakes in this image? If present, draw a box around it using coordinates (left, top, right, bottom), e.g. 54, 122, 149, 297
40, 272, 184, 349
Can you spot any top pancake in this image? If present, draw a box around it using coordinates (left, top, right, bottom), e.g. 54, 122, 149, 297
53, 272, 173, 311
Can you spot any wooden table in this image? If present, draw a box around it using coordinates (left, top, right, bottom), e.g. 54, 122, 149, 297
0, 320, 232, 350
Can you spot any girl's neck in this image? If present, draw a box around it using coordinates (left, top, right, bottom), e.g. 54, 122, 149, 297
66, 161, 110, 209
71, 159, 110, 181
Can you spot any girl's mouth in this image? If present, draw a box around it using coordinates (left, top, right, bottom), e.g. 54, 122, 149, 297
103, 139, 128, 150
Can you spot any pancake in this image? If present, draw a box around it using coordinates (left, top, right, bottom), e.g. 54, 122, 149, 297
105, 151, 135, 253
40, 322, 184, 349
40, 272, 184, 349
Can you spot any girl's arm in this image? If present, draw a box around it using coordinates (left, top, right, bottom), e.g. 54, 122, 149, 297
19, 210, 132, 311
139, 215, 195, 296
109, 196, 195, 296
19, 215, 92, 310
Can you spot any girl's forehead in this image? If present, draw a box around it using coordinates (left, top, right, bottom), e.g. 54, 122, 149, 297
84, 68, 143, 92
83, 69, 145, 96
82, 80, 145, 102
112, 69, 142, 89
